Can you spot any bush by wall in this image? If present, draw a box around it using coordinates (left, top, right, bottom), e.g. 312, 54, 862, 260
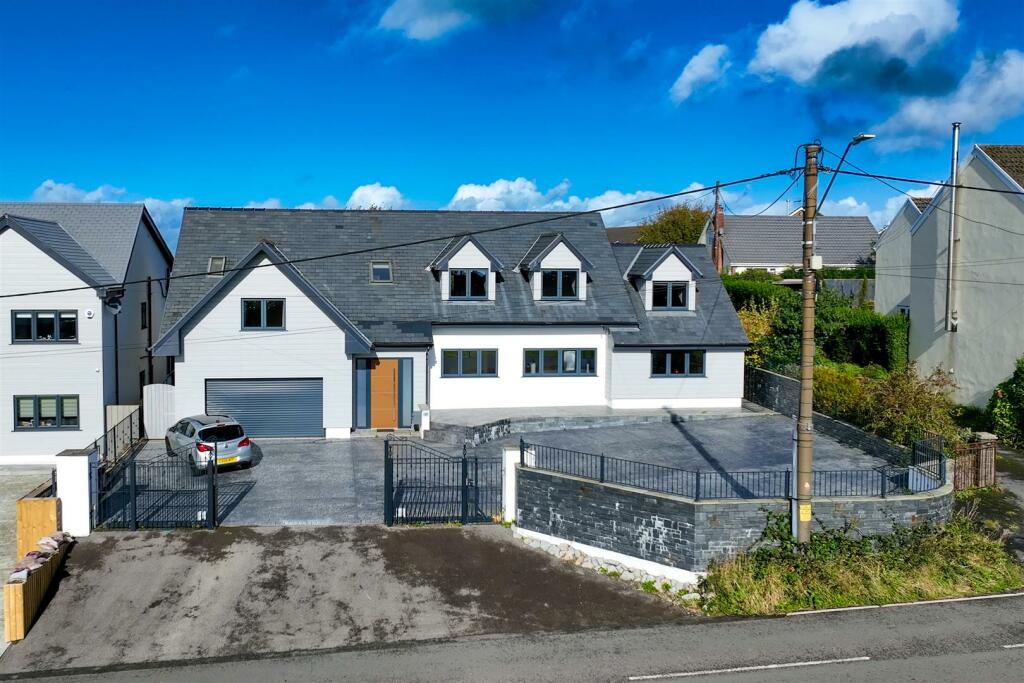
988, 356, 1024, 448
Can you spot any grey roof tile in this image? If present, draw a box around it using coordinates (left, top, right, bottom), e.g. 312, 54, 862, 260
0, 202, 167, 280
720, 215, 877, 266
1, 214, 117, 287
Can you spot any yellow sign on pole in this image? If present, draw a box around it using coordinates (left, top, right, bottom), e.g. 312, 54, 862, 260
799, 503, 812, 522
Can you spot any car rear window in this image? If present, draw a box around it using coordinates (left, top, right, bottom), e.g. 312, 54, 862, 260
199, 425, 244, 442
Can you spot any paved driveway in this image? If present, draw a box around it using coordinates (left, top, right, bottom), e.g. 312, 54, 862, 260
479, 414, 887, 471
136, 437, 414, 526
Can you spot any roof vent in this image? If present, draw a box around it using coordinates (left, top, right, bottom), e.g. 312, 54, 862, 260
207, 256, 227, 277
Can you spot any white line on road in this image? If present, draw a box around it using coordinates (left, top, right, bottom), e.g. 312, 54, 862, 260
626, 657, 871, 680
1002, 643, 1024, 649
786, 591, 1024, 616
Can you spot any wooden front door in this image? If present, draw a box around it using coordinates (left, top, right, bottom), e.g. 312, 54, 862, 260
369, 359, 399, 429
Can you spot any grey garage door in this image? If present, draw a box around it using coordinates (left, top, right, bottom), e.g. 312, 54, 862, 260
205, 378, 324, 437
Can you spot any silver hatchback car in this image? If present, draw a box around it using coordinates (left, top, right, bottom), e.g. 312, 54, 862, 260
165, 415, 254, 474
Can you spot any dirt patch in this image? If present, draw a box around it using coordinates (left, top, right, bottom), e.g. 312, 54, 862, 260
374, 526, 686, 632
63, 535, 118, 573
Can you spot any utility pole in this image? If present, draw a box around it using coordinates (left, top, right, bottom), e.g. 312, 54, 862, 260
712, 181, 725, 274
795, 143, 820, 543
944, 122, 961, 332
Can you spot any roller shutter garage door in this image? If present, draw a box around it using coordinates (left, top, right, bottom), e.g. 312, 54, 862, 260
205, 379, 324, 437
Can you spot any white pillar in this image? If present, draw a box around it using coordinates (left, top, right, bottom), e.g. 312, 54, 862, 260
55, 448, 97, 537
502, 446, 519, 523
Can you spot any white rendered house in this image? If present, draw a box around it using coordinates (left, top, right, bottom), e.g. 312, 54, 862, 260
0, 204, 174, 464
153, 208, 749, 437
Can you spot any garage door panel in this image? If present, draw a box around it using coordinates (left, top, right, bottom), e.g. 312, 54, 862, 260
205, 379, 324, 437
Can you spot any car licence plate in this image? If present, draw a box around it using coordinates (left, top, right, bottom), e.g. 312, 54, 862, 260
217, 456, 239, 464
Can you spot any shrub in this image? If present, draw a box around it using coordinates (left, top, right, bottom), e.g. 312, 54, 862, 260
988, 356, 1024, 448
736, 300, 777, 368
813, 365, 870, 424
863, 363, 964, 447
700, 511, 1024, 616
730, 268, 778, 282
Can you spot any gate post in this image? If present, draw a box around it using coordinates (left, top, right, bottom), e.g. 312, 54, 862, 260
128, 458, 138, 530
599, 453, 605, 483
383, 440, 394, 526
206, 444, 217, 529
460, 456, 469, 525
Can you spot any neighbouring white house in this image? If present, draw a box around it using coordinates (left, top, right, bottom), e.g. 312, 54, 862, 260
875, 144, 1024, 407
698, 213, 877, 274
0, 204, 174, 464
152, 209, 749, 437
873, 196, 932, 316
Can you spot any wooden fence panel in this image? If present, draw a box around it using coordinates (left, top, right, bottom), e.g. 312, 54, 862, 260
952, 440, 997, 490
4, 543, 69, 642
16, 497, 61, 560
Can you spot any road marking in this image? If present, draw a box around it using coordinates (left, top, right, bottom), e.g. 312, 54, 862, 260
626, 657, 870, 680
786, 591, 1024, 616
1002, 643, 1024, 649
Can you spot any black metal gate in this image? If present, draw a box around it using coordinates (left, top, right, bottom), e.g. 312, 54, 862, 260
384, 438, 502, 525
96, 450, 217, 530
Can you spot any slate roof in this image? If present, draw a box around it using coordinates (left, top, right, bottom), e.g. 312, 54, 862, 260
516, 233, 595, 272
978, 145, 1024, 189
0, 214, 117, 288
911, 196, 932, 212
427, 234, 504, 271
622, 244, 703, 279
0, 202, 170, 280
611, 244, 748, 347
605, 226, 642, 244
720, 215, 877, 266
159, 208, 748, 349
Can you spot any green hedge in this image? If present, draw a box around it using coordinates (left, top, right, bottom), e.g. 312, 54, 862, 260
724, 277, 909, 371
988, 356, 1024, 448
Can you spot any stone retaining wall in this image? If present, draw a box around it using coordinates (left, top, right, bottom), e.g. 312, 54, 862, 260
517, 466, 954, 572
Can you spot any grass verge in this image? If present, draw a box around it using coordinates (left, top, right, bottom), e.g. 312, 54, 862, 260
700, 511, 1024, 616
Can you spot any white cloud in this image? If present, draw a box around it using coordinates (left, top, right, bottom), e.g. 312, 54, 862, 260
445, 177, 706, 225
877, 50, 1024, 150
31, 179, 128, 203
670, 44, 730, 104
295, 195, 342, 210
29, 179, 192, 244
749, 0, 958, 83
245, 198, 283, 209
379, 0, 472, 41
345, 183, 408, 209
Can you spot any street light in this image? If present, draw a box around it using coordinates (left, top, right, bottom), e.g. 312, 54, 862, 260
818, 133, 876, 210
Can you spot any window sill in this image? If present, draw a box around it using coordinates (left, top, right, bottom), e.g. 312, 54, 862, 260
522, 374, 598, 378
445, 298, 491, 303
13, 427, 82, 432
239, 328, 287, 332
649, 374, 707, 379
648, 309, 697, 316
440, 374, 499, 379
11, 340, 81, 345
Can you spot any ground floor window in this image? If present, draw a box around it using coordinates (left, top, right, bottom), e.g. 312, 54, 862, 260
523, 348, 596, 376
441, 349, 498, 377
651, 349, 705, 377
14, 395, 79, 429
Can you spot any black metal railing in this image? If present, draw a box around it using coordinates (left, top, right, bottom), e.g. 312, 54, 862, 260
520, 438, 947, 501
90, 406, 145, 465
384, 437, 502, 525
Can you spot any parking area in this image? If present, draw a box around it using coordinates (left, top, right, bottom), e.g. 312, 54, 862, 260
0, 525, 687, 673
480, 413, 888, 471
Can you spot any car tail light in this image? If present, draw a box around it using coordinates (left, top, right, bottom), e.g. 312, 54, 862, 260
238, 437, 251, 448
196, 442, 213, 453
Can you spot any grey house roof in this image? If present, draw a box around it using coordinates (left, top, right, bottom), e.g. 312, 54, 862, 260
0, 202, 172, 281
0, 214, 117, 289
720, 215, 877, 266
159, 208, 747, 349
612, 244, 748, 347
517, 233, 595, 272
623, 244, 703, 279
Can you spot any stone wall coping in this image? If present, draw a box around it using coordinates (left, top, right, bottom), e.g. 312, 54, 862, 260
518, 464, 954, 507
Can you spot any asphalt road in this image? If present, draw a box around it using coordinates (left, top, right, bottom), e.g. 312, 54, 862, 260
11, 593, 1024, 682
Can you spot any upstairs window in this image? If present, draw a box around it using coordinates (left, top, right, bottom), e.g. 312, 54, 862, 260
449, 269, 488, 300
651, 349, 705, 377
370, 261, 392, 282
541, 270, 579, 300
208, 256, 227, 277
652, 282, 688, 309
12, 311, 77, 343
241, 299, 285, 330
523, 348, 597, 376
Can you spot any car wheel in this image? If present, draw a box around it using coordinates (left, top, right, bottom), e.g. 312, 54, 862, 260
165, 438, 172, 457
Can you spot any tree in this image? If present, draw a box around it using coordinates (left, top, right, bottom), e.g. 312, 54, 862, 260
636, 201, 711, 244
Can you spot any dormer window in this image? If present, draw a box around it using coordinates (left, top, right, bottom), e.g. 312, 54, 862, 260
370, 261, 392, 282
449, 269, 488, 300
541, 269, 579, 300
652, 282, 688, 309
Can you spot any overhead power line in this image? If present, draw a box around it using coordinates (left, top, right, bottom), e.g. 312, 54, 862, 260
751, 171, 803, 216
0, 168, 798, 301
822, 167, 1024, 196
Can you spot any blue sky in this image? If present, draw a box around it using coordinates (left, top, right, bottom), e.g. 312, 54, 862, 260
1, 0, 1021, 248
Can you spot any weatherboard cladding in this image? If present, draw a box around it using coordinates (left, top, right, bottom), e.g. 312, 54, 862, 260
721, 215, 877, 266
0, 214, 117, 288
611, 244, 748, 348
0, 202, 151, 281
161, 208, 744, 348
